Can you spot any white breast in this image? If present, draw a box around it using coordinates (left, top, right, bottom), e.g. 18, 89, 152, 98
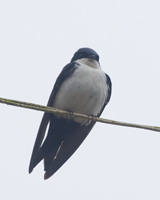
53, 59, 109, 124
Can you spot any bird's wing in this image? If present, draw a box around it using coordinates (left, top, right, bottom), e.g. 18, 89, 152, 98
98, 73, 112, 116
29, 63, 77, 173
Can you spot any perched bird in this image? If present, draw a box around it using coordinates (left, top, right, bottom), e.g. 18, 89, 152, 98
29, 47, 112, 179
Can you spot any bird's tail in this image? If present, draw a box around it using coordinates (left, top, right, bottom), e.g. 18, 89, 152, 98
29, 138, 61, 174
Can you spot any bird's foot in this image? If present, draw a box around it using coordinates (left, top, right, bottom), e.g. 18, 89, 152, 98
66, 109, 74, 121
86, 114, 96, 124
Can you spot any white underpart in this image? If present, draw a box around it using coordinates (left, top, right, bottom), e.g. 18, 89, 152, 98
53, 58, 109, 124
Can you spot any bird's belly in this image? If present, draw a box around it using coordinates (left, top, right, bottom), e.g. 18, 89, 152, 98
53, 66, 108, 124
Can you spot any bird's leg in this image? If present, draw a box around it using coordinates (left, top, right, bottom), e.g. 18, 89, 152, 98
65, 109, 74, 121
87, 114, 96, 124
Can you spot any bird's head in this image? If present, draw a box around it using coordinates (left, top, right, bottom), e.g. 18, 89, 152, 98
71, 48, 99, 63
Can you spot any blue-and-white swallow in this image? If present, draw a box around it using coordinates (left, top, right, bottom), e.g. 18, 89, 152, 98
29, 47, 112, 179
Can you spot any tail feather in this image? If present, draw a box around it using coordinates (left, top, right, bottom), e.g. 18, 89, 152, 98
29, 137, 61, 173
44, 153, 57, 171
29, 117, 96, 179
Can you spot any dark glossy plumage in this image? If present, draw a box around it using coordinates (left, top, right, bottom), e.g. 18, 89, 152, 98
29, 48, 112, 179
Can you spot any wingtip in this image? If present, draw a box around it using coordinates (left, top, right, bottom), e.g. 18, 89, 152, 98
44, 168, 56, 180
28, 166, 33, 174
29, 162, 35, 174
44, 172, 51, 180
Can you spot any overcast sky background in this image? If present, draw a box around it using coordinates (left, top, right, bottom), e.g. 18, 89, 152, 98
0, 0, 160, 199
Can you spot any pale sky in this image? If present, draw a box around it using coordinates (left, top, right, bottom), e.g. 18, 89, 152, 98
0, 0, 160, 199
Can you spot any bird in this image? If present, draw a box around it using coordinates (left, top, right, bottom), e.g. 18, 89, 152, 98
29, 47, 112, 179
